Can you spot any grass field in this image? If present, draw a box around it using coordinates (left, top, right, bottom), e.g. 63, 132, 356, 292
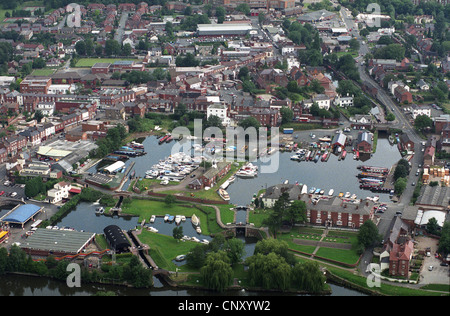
75, 58, 137, 68
31, 68, 56, 76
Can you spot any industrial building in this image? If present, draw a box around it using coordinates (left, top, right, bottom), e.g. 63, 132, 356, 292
20, 228, 96, 257
0, 204, 43, 228
197, 23, 254, 37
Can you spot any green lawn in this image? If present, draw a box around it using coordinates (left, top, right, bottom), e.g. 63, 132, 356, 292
75, 58, 137, 67
31, 68, 56, 76
138, 229, 200, 272
315, 247, 360, 265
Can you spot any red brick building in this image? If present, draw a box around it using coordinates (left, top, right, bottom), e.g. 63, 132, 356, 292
20, 78, 52, 94
389, 241, 414, 277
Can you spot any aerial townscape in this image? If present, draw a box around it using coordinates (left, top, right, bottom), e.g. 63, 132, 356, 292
0, 0, 449, 299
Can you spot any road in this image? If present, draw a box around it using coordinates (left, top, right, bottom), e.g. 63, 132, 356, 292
114, 12, 129, 44
337, 4, 431, 278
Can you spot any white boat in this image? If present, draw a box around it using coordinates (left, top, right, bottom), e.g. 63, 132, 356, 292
147, 226, 158, 233
228, 176, 235, 183
219, 188, 230, 201
236, 170, 256, 178
175, 215, 182, 225
196, 227, 202, 234
150, 215, 156, 223
95, 207, 104, 214
175, 255, 186, 261
301, 185, 308, 194
181, 215, 186, 222
191, 214, 200, 226
192, 237, 200, 242
351, 194, 357, 199
328, 189, 334, 196
164, 214, 169, 221
345, 192, 351, 198
201, 239, 210, 245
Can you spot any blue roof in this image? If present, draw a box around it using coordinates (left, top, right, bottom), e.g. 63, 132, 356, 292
2, 204, 42, 223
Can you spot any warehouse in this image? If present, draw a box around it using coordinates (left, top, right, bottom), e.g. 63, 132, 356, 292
197, 23, 254, 37
0, 204, 43, 228
20, 228, 96, 257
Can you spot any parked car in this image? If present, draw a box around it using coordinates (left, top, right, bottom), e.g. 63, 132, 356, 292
428, 265, 433, 271
0, 191, 4, 196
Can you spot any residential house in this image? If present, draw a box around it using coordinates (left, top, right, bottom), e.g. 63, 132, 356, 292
394, 86, 413, 104
410, 104, 431, 119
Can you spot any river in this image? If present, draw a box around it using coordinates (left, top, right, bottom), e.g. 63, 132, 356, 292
0, 274, 366, 296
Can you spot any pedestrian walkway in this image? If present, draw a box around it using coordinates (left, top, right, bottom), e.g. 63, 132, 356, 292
311, 228, 329, 257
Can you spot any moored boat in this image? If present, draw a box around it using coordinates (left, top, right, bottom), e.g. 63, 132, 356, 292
191, 214, 200, 227
218, 188, 230, 201
328, 189, 334, 196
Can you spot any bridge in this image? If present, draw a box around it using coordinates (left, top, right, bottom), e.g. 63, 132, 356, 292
0, 197, 25, 208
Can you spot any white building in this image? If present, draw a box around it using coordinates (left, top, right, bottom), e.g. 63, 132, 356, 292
411, 104, 431, 119
47, 181, 71, 203
334, 94, 354, 107
313, 94, 331, 110
207, 103, 230, 126
48, 84, 76, 94
37, 102, 55, 116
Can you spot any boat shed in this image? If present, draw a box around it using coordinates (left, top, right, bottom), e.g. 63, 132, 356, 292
20, 228, 96, 257
103, 225, 131, 253
0, 204, 43, 228
102, 161, 125, 174
332, 132, 347, 149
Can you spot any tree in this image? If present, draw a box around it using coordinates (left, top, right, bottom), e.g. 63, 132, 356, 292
291, 261, 326, 293
286, 200, 307, 225
121, 43, 132, 56
357, 220, 382, 250
394, 177, 407, 195
204, 115, 222, 129
75, 40, 86, 55
236, 3, 250, 15
245, 252, 291, 290
426, 217, 440, 236
224, 238, 245, 265
104, 39, 121, 56
200, 251, 233, 292
254, 238, 295, 265
414, 114, 433, 132
438, 222, 450, 256
186, 244, 208, 268
164, 194, 176, 206
280, 106, 294, 125
349, 38, 360, 51
173, 226, 184, 241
